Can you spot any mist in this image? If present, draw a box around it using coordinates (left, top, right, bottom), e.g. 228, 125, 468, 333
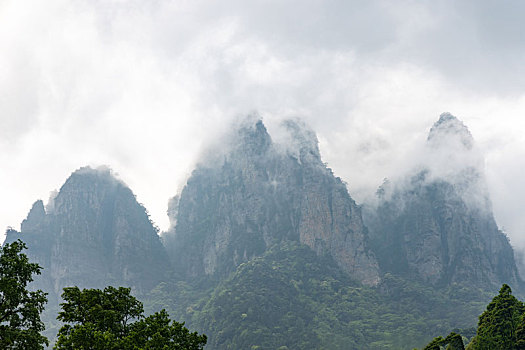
2, 0, 525, 257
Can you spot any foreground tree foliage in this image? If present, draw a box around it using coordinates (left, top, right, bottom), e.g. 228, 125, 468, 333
424, 284, 525, 350
0, 239, 48, 349
422, 332, 464, 350
467, 284, 525, 350
54, 286, 206, 350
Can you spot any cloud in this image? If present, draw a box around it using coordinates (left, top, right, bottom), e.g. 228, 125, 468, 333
1, 0, 525, 256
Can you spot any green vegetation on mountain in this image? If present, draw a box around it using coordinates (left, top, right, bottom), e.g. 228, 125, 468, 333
146, 241, 490, 349
421, 284, 525, 349
0, 239, 48, 349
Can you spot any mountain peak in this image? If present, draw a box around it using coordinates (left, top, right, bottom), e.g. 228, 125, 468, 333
235, 119, 272, 156
427, 112, 474, 150
366, 113, 520, 290
21, 200, 46, 232
53, 166, 126, 216
67, 165, 119, 183
165, 116, 379, 285
436, 112, 458, 124
12, 165, 170, 298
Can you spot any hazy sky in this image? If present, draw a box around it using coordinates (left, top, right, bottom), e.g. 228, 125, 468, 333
2, 1, 525, 251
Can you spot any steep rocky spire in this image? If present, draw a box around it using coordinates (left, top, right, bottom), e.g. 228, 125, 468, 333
427, 112, 474, 150
7, 166, 170, 299
164, 118, 380, 286
365, 113, 521, 291
21, 200, 46, 232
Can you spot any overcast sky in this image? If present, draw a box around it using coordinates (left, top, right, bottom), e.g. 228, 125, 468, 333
2, 0, 525, 252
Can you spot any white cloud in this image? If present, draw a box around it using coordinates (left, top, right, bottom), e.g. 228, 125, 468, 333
2, 0, 525, 255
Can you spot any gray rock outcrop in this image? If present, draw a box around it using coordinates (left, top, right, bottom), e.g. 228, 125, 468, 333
365, 113, 521, 290
4, 166, 169, 298
164, 118, 379, 286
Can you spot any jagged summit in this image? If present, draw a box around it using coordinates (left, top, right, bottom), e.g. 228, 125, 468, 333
54, 166, 133, 214
65, 165, 119, 181
60, 165, 123, 190
21, 199, 45, 232
427, 112, 474, 150
72, 164, 113, 175
5, 165, 170, 298
365, 113, 521, 291
235, 119, 272, 156
164, 118, 380, 286
432, 112, 460, 127
418, 113, 484, 191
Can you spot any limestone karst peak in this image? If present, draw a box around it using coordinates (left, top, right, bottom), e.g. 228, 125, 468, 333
427, 112, 474, 150
8, 165, 170, 299
52, 165, 127, 216
365, 113, 521, 291
21, 200, 46, 232
65, 165, 121, 186
164, 115, 379, 286
27, 199, 45, 218
419, 113, 485, 187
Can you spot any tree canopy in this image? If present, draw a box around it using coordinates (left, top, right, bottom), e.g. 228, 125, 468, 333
54, 286, 206, 350
423, 284, 525, 349
0, 239, 48, 349
422, 332, 464, 350
467, 284, 525, 350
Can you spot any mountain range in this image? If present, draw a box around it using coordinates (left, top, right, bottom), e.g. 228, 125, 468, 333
4, 113, 522, 349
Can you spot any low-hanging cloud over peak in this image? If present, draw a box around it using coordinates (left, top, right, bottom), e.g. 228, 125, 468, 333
1, 0, 525, 258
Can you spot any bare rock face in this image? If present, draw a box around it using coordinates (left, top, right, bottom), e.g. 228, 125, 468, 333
365, 113, 521, 290
4, 166, 169, 298
164, 118, 379, 286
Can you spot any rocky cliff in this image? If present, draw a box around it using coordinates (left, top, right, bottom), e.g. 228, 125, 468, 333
163, 118, 379, 286
365, 113, 522, 290
4, 166, 169, 297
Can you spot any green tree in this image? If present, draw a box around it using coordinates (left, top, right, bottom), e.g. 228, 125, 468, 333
0, 239, 48, 349
443, 332, 465, 350
54, 286, 143, 349
468, 284, 525, 350
514, 313, 525, 349
422, 335, 444, 350
422, 332, 464, 350
126, 309, 207, 349
54, 286, 206, 350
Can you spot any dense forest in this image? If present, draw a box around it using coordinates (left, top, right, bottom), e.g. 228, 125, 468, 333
421, 284, 525, 350
4, 238, 525, 349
